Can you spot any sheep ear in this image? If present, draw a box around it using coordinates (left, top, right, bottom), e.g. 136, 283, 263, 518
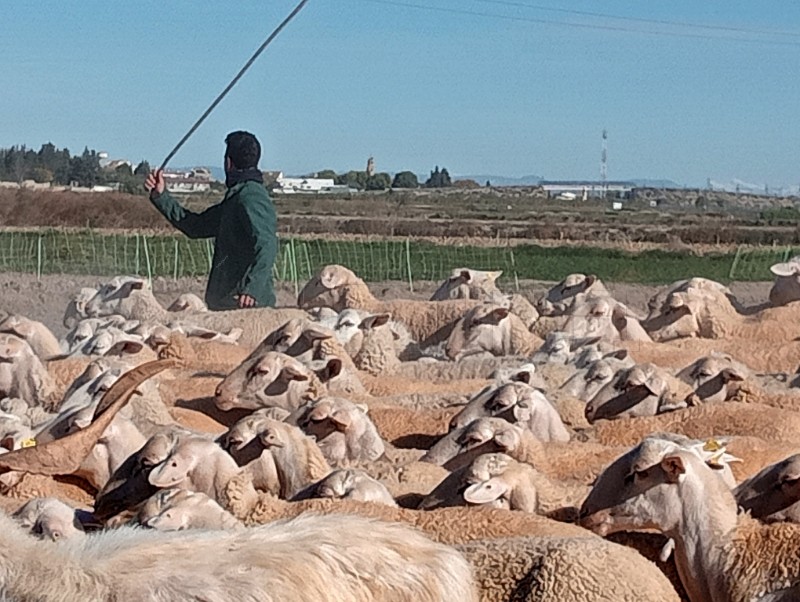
301, 326, 333, 343
491, 307, 510, 322
661, 455, 685, 483
489, 271, 503, 282
127, 280, 146, 291
280, 364, 309, 382
315, 358, 342, 382
0, 436, 15, 451
720, 367, 745, 383
360, 314, 391, 330
330, 410, 351, 431
494, 427, 520, 450
771, 262, 800, 277
585, 275, 597, 287
607, 349, 629, 361
106, 340, 144, 356
459, 270, 472, 282
512, 371, 532, 384
463, 478, 509, 505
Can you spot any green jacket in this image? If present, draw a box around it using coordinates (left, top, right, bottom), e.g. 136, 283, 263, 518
150, 181, 278, 310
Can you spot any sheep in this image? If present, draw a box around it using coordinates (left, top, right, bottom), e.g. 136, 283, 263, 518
137, 488, 244, 531
213, 350, 337, 412
535, 273, 611, 317
641, 276, 800, 344
531, 331, 606, 366
557, 352, 634, 402
584, 402, 800, 451
62, 286, 99, 329
296, 264, 481, 344
423, 417, 627, 484
675, 352, 750, 404
580, 436, 800, 602
230, 496, 681, 602
166, 292, 208, 313
146, 433, 256, 507
455, 535, 682, 602
93, 426, 200, 522
55, 326, 154, 361
257, 417, 332, 499
769, 257, 800, 306
430, 268, 505, 301
82, 275, 310, 347
733, 453, 800, 523
559, 295, 652, 343
584, 362, 693, 423
11, 496, 88, 541
0, 314, 62, 360
247, 318, 367, 396
288, 397, 385, 467
61, 316, 139, 355
0, 333, 57, 410
0, 509, 479, 602
293, 468, 398, 506
445, 303, 543, 360
447, 381, 571, 442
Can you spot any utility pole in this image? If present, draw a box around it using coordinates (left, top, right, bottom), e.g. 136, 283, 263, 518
600, 129, 608, 199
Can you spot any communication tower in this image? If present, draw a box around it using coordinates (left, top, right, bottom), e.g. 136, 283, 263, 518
600, 129, 608, 198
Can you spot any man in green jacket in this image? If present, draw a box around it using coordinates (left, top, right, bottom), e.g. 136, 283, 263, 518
145, 131, 278, 310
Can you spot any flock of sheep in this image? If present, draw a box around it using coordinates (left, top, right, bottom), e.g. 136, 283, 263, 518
2, 257, 800, 600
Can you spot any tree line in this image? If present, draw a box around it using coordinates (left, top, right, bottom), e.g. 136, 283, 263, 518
0, 143, 151, 193
311, 166, 454, 191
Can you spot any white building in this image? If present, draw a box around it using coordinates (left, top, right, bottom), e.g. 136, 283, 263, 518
540, 180, 636, 200
164, 168, 214, 194
274, 175, 347, 194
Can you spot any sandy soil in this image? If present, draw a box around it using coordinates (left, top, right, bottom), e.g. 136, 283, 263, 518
0, 271, 775, 338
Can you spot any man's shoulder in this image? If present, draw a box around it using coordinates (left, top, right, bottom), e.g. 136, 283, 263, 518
232, 181, 271, 202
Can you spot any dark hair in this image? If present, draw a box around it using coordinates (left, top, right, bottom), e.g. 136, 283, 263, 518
224, 131, 261, 170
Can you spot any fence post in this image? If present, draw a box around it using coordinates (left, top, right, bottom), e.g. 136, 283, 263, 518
290, 238, 299, 298
134, 234, 141, 275
729, 245, 743, 281
509, 248, 519, 292
173, 239, 179, 280
405, 237, 414, 293
36, 234, 43, 281
143, 236, 153, 285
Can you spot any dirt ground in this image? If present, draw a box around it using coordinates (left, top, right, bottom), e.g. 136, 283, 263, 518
0, 271, 775, 338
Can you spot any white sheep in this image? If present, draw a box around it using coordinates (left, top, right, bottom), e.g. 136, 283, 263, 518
0, 509, 479, 601
581, 435, 800, 601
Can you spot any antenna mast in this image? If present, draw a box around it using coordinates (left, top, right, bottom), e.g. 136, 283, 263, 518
600, 129, 608, 199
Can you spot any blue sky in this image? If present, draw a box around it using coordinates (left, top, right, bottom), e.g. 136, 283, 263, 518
2, 1, 800, 188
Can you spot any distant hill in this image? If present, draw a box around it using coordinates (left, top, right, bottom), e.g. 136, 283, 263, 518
454, 174, 544, 187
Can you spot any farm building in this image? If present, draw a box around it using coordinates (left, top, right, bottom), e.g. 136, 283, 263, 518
163, 168, 213, 194
541, 180, 636, 200
273, 175, 350, 194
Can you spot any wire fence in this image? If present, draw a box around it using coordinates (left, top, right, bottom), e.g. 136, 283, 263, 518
0, 229, 791, 290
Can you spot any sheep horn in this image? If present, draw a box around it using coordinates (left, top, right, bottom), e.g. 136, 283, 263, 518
0, 359, 178, 476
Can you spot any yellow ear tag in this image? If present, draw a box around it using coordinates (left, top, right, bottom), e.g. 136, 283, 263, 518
703, 439, 722, 452
21, 438, 37, 448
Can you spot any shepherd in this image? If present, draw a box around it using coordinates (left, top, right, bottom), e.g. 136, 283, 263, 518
145, 131, 278, 310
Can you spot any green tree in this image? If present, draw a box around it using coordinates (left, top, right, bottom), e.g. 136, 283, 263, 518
366, 173, 391, 191
425, 166, 452, 188
337, 170, 368, 190
134, 161, 151, 177
315, 169, 337, 180
392, 171, 419, 188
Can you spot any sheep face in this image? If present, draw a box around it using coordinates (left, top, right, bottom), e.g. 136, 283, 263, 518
675, 354, 748, 404
446, 304, 511, 360
584, 364, 683, 423
262, 319, 334, 363
530, 331, 601, 366
430, 268, 503, 302
559, 358, 624, 402
84, 276, 151, 319
734, 453, 800, 521
215, 351, 336, 412
535, 274, 603, 316
63, 286, 99, 328
12, 498, 85, 542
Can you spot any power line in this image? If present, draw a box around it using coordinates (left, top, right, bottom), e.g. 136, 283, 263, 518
360, 0, 800, 47
475, 0, 800, 39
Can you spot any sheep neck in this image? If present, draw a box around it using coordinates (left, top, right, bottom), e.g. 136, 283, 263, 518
667, 466, 739, 602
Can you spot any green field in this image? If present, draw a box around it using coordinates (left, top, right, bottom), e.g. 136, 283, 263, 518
0, 229, 791, 285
